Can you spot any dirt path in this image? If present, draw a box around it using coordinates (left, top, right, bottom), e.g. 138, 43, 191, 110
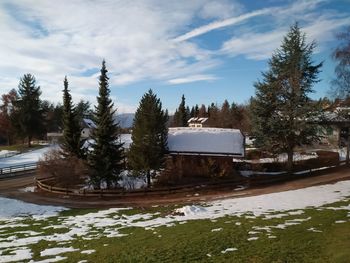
1, 167, 350, 208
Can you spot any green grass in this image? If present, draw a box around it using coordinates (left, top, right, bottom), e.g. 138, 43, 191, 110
0, 200, 349, 263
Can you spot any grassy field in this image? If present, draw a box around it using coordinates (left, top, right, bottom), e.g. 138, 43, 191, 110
0, 198, 349, 263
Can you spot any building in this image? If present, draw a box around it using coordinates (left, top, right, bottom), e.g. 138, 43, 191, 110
187, 117, 209, 128
81, 118, 96, 139
162, 127, 245, 183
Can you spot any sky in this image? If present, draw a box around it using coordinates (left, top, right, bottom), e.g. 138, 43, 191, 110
0, 0, 349, 113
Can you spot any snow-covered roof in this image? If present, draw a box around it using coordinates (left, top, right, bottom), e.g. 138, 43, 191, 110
187, 117, 208, 124
167, 127, 244, 157
82, 118, 96, 129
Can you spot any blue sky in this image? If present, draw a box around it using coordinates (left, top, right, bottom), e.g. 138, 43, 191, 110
0, 0, 349, 113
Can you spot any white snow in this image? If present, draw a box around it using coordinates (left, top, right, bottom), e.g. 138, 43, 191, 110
81, 249, 95, 254
221, 248, 237, 253
19, 186, 36, 192
0, 197, 66, 219
233, 152, 318, 164
167, 127, 244, 156
0, 181, 349, 262
0, 150, 19, 159
40, 247, 79, 257
0, 146, 54, 168
0, 247, 32, 263
175, 205, 207, 216
29, 256, 67, 263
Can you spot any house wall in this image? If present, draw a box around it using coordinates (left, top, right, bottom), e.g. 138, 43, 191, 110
159, 154, 239, 185
81, 128, 91, 138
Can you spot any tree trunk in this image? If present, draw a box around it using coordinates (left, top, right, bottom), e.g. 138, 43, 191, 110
287, 149, 293, 173
28, 136, 32, 147
347, 131, 350, 165
146, 170, 151, 188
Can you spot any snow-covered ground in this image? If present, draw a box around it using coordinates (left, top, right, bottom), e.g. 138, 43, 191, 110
0, 197, 66, 219
0, 180, 349, 262
233, 152, 318, 164
0, 150, 19, 159
0, 146, 54, 168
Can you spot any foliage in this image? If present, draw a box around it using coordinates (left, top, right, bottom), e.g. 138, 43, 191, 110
172, 94, 189, 127
87, 61, 124, 189
128, 89, 168, 187
0, 89, 17, 145
251, 23, 322, 171
11, 74, 45, 147
60, 77, 83, 158
75, 99, 94, 122
38, 149, 87, 187
330, 26, 350, 99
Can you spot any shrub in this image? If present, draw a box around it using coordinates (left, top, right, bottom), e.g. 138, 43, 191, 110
37, 149, 88, 188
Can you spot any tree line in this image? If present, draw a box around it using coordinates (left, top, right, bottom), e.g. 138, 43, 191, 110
1, 23, 349, 183
171, 94, 251, 132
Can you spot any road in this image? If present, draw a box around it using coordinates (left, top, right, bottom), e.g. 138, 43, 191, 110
1, 166, 350, 208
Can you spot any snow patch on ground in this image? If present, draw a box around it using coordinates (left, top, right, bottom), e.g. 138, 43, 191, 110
0, 146, 54, 168
175, 205, 207, 216
0, 247, 32, 263
233, 152, 318, 164
0, 197, 66, 219
221, 247, 237, 253
19, 186, 36, 193
40, 247, 79, 257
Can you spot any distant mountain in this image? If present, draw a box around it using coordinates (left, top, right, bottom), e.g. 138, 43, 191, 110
115, 113, 135, 128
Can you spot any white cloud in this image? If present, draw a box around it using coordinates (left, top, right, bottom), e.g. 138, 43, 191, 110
168, 74, 217, 84
0, 0, 348, 111
173, 8, 272, 43
0, 0, 220, 105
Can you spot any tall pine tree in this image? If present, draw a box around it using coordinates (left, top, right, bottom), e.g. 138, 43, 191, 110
251, 23, 322, 171
172, 94, 188, 126
128, 89, 168, 187
12, 74, 44, 147
60, 77, 82, 158
88, 61, 124, 189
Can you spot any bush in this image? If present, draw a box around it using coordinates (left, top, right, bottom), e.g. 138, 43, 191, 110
37, 149, 88, 188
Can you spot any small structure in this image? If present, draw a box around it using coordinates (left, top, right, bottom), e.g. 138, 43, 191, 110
167, 127, 244, 157
162, 127, 245, 183
81, 118, 96, 139
187, 117, 209, 128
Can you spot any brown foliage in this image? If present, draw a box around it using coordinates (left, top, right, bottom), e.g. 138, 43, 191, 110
37, 149, 88, 187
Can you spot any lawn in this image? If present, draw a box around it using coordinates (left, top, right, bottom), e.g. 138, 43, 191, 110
0, 182, 350, 263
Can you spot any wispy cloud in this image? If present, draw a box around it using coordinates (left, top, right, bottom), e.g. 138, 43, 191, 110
173, 8, 272, 43
168, 74, 217, 84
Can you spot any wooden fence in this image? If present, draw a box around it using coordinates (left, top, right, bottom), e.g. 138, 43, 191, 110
35, 160, 348, 197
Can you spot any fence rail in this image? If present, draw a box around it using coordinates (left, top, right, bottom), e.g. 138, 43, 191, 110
0, 163, 38, 178
36, 160, 349, 197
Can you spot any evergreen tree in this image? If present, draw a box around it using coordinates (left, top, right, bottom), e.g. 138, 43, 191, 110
220, 100, 231, 128
75, 100, 93, 122
128, 89, 168, 187
88, 61, 124, 189
60, 77, 82, 158
251, 23, 322, 171
190, 106, 195, 118
12, 74, 44, 147
172, 94, 188, 126
198, 104, 207, 117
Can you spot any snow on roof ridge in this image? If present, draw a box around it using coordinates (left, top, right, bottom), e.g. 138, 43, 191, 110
169, 127, 242, 133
